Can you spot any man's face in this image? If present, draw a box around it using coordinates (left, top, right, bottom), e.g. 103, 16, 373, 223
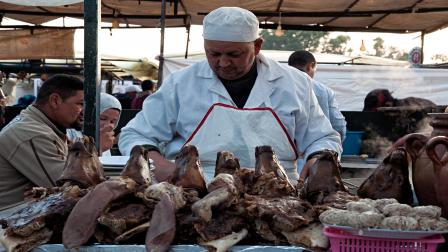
55, 90, 84, 130
204, 38, 263, 81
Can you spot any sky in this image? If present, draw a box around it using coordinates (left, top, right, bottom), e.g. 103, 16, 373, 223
4, 17, 448, 64
73, 24, 448, 64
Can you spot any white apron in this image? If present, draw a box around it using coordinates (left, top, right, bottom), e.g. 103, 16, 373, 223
185, 103, 298, 182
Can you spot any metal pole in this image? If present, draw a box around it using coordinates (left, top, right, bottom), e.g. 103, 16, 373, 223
157, 0, 166, 87
184, 24, 191, 59
84, 0, 101, 152
421, 31, 425, 64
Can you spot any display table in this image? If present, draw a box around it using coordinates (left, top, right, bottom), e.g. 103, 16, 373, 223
27, 244, 312, 251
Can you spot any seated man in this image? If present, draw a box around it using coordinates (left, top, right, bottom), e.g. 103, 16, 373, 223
0, 74, 84, 210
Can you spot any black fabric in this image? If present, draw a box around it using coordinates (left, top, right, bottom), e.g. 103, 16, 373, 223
141, 144, 161, 154
306, 149, 338, 161
220, 62, 257, 108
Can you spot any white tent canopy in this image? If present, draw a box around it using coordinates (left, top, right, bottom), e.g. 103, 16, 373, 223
162, 51, 448, 111
1, 1, 448, 33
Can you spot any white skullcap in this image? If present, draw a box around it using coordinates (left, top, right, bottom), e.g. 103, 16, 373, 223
100, 93, 122, 128
125, 85, 142, 93
203, 7, 259, 42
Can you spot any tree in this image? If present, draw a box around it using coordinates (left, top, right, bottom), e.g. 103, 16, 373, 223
387, 46, 409, 61
322, 35, 351, 54
260, 29, 328, 52
373, 37, 385, 57
431, 54, 448, 63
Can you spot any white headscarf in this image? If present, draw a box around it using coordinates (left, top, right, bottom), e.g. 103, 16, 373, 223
100, 93, 122, 128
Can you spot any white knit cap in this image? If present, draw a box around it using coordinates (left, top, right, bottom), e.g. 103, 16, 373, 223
100, 93, 122, 128
203, 7, 259, 42
125, 85, 142, 93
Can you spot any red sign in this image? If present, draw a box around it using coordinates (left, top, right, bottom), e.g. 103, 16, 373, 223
409, 47, 422, 65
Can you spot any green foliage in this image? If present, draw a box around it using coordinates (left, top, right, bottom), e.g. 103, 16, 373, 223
387, 46, 409, 61
260, 29, 328, 52
432, 54, 448, 63
322, 35, 351, 54
373, 37, 385, 57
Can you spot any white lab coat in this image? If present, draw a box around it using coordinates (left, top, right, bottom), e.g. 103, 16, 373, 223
118, 53, 342, 164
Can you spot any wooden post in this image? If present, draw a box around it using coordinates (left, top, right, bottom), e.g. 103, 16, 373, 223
157, 0, 166, 87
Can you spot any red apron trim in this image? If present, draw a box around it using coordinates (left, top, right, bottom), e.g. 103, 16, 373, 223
184, 103, 298, 159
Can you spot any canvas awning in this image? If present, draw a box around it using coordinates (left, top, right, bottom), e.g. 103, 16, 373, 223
0, 0, 447, 34
0, 29, 75, 59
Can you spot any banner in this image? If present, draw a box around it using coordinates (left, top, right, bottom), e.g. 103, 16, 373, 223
0, 29, 75, 59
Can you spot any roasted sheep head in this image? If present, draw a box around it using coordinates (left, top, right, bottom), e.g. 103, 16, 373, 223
57, 137, 105, 188
214, 151, 240, 177
302, 150, 346, 204
0, 186, 87, 252
63, 177, 138, 249
255, 146, 288, 180
191, 173, 239, 222
357, 147, 413, 205
121, 145, 152, 186
253, 146, 296, 196
171, 145, 206, 194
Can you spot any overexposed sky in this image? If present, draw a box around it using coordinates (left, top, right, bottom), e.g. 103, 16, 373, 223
4, 17, 448, 63
74, 24, 448, 64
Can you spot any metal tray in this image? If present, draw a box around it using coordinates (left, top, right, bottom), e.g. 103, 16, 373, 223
325, 224, 448, 239
28, 244, 311, 252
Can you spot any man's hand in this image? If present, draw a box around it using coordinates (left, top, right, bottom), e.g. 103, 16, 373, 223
100, 124, 115, 153
299, 157, 317, 180
147, 151, 176, 182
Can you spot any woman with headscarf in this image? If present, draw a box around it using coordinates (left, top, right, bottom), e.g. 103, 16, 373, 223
67, 93, 122, 156
99, 93, 122, 156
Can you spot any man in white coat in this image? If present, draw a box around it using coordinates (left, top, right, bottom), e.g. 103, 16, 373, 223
118, 7, 342, 182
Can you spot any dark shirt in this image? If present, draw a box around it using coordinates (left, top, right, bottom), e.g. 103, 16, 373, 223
114, 93, 135, 110
220, 62, 257, 108
131, 91, 152, 110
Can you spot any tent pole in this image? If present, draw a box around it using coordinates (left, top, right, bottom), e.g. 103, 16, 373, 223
157, 0, 166, 87
421, 31, 425, 64
185, 24, 191, 59
84, 0, 101, 153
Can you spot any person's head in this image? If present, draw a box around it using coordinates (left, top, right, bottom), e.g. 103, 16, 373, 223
35, 74, 84, 130
15, 95, 36, 107
17, 71, 27, 80
362, 89, 396, 112
288, 50, 317, 78
141, 79, 155, 92
125, 85, 142, 97
203, 7, 263, 81
100, 93, 122, 130
40, 73, 49, 81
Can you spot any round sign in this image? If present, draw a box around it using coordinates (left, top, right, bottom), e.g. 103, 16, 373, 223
408, 47, 422, 65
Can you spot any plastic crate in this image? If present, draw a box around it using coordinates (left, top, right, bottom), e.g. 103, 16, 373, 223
342, 131, 364, 156
323, 227, 445, 252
